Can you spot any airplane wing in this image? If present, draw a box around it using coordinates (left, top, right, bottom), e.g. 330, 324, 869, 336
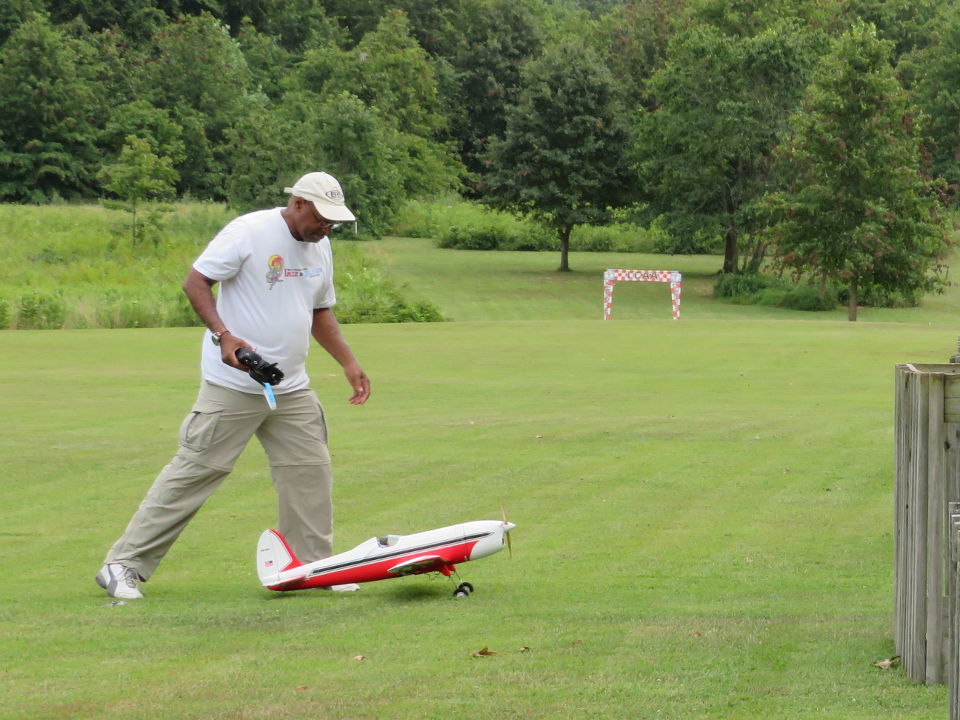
388, 555, 449, 576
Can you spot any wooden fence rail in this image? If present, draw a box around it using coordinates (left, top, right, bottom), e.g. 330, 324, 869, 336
894, 363, 960, 685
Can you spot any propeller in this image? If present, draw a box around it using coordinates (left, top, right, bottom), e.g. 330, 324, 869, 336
500, 499, 514, 558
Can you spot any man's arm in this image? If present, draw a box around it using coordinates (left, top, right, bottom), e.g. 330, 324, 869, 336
312, 307, 371, 405
182, 268, 250, 370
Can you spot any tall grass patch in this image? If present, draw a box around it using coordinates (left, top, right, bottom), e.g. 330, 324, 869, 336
1, 203, 438, 328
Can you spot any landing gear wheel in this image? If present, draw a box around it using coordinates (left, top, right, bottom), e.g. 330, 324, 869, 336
453, 582, 474, 598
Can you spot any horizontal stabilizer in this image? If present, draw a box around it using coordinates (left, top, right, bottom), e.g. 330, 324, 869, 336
257, 529, 302, 587
388, 555, 448, 576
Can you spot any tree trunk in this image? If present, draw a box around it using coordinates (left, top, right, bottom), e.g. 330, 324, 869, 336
130, 200, 138, 245
721, 185, 738, 274
558, 225, 572, 272
722, 225, 738, 274
847, 278, 858, 321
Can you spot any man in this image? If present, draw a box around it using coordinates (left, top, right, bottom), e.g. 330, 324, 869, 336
96, 171, 371, 599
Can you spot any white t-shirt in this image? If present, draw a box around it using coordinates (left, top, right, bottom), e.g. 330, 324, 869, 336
192, 207, 337, 394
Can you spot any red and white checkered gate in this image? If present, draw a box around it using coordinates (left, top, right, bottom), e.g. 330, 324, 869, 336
602, 269, 682, 320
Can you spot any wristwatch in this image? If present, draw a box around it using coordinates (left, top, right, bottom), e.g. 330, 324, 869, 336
211, 328, 230, 346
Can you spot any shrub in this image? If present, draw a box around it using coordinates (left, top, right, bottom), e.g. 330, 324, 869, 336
390, 198, 445, 238
753, 287, 790, 307
438, 224, 501, 250
438, 215, 554, 251
397, 198, 665, 253
331, 243, 444, 324
714, 273, 837, 311
335, 267, 444, 324
0, 297, 8, 329
779, 285, 837, 311
713, 273, 784, 299
569, 223, 662, 253
836, 283, 920, 308
653, 226, 723, 255
17, 292, 66, 329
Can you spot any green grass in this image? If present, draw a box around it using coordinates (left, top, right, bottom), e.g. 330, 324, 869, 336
368, 236, 960, 324
4, 209, 960, 718
1, 315, 953, 719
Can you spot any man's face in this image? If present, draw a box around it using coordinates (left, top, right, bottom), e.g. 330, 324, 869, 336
291, 198, 336, 243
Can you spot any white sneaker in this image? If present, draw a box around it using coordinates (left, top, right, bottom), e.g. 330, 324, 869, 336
95, 564, 144, 599
325, 583, 360, 592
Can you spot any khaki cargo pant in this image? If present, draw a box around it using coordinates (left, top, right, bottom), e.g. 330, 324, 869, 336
105, 381, 333, 581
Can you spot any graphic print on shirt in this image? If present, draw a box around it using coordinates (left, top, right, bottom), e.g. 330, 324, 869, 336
266, 254, 284, 289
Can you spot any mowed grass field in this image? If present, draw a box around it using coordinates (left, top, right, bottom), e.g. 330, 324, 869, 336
369, 236, 960, 323
3, 237, 959, 719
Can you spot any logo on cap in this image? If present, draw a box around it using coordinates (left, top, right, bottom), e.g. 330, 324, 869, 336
325, 189, 344, 202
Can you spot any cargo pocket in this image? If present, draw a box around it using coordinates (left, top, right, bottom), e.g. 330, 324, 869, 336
179, 410, 222, 453
315, 400, 329, 445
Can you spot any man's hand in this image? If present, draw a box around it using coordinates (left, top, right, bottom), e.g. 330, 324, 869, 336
219, 332, 253, 371
344, 361, 371, 405
312, 307, 371, 405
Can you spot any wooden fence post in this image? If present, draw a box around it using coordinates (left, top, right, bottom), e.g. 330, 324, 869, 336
894, 363, 960, 684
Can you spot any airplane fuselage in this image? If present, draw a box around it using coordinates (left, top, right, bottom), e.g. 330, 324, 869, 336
257, 520, 514, 591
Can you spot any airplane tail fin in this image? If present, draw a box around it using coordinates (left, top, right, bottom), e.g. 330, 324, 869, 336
256, 529, 302, 587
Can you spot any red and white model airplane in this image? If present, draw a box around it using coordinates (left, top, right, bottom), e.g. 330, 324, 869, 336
256, 519, 516, 597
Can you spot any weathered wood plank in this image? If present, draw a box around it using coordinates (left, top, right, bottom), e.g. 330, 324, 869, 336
910, 372, 930, 682
927, 374, 945, 683
895, 364, 960, 686
948, 503, 960, 720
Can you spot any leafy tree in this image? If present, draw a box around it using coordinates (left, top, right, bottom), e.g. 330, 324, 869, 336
231, 0, 343, 53
235, 18, 293, 98
594, 0, 684, 110
321, 10, 447, 138
899, 5, 960, 194
101, 100, 186, 167
84, 26, 146, 108
687, 0, 840, 37
0, 0, 44, 44
844, 0, 942, 57
48, 0, 171, 41
293, 10, 462, 198
140, 12, 255, 198
765, 22, 949, 321
98, 134, 179, 245
483, 39, 634, 272
322, 0, 465, 55
225, 90, 404, 237
0, 12, 107, 201
445, 0, 547, 181
635, 20, 819, 272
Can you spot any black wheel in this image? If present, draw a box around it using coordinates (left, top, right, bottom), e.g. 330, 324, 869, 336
453, 582, 473, 598
461, 582, 474, 594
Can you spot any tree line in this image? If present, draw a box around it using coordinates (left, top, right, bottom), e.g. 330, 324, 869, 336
2, 0, 957, 318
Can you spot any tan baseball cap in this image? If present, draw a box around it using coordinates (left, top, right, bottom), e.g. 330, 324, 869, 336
284, 172, 356, 222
